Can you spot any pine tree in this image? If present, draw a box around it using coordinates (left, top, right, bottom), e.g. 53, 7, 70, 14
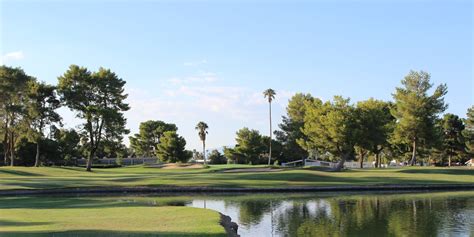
391, 70, 447, 165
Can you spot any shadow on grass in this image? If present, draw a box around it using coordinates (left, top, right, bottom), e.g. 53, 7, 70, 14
0, 196, 192, 209
0, 230, 225, 237
397, 168, 474, 176
0, 220, 52, 227
0, 169, 45, 177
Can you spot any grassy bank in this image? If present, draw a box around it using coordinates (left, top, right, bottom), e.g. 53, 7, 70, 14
0, 165, 473, 191
0, 196, 226, 237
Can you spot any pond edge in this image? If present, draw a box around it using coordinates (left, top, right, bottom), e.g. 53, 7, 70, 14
1, 184, 474, 196
220, 213, 239, 237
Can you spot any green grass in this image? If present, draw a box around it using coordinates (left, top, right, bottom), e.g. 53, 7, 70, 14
0, 198, 226, 237
0, 165, 473, 190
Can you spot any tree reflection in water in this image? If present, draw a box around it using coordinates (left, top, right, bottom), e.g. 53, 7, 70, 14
206, 192, 473, 237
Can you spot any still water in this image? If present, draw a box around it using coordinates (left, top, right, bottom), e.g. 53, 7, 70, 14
182, 191, 474, 237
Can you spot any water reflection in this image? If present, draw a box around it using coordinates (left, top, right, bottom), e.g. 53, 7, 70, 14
187, 192, 474, 237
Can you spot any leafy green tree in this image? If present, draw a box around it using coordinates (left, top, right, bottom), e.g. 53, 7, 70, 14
276, 93, 314, 162
391, 70, 447, 166
463, 106, 474, 157
439, 114, 465, 166
26, 81, 61, 167
300, 96, 358, 171
155, 131, 190, 163
233, 127, 266, 164
0, 66, 34, 166
263, 88, 276, 165
195, 121, 209, 164
57, 65, 129, 171
97, 138, 129, 159
208, 149, 227, 164
16, 137, 61, 166
355, 99, 394, 168
129, 120, 177, 157
54, 128, 81, 165
261, 135, 284, 165
223, 146, 243, 164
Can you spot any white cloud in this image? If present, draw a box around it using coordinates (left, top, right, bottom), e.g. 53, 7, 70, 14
183, 59, 208, 67
124, 70, 294, 149
168, 72, 218, 85
1, 51, 25, 63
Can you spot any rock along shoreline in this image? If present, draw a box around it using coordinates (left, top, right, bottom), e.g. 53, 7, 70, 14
220, 213, 239, 237
1, 184, 474, 196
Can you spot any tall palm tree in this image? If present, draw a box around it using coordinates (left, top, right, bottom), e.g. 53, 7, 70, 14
263, 88, 276, 165
195, 121, 209, 165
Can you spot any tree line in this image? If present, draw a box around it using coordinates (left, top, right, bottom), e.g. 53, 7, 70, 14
225, 71, 473, 171
1, 65, 473, 171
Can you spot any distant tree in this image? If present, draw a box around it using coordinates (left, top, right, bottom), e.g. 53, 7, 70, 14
54, 128, 81, 165
97, 138, 129, 159
208, 149, 227, 164
391, 70, 447, 166
195, 121, 209, 165
192, 149, 204, 161
439, 114, 465, 166
276, 93, 314, 162
262, 135, 284, 164
223, 146, 242, 164
16, 137, 61, 166
26, 81, 61, 167
129, 120, 177, 157
0, 143, 3, 165
57, 65, 129, 171
233, 127, 266, 164
463, 106, 474, 157
155, 131, 190, 163
300, 96, 358, 171
355, 99, 394, 168
0, 66, 34, 166
263, 88, 276, 165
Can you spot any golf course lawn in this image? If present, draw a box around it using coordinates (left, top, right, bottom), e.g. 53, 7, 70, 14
0, 165, 473, 191
0, 201, 226, 237
0, 165, 473, 236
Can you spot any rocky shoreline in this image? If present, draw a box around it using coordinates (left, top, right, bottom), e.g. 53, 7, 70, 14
220, 213, 239, 237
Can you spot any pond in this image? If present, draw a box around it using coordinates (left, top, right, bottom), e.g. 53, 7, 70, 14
183, 191, 474, 237
1, 191, 473, 236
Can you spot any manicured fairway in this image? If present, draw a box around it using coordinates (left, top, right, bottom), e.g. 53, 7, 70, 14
0, 196, 226, 237
0, 165, 473, 191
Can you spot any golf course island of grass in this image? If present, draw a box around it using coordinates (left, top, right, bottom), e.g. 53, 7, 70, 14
0, 199, 229, 237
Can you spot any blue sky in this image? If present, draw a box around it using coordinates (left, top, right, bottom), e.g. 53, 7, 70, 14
1, 0, 473, 150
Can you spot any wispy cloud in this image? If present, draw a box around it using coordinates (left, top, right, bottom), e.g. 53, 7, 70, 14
125, 71, 294, 149
167, 71, 218, 85
1, 51, 24, 63
183, 59, 207, 67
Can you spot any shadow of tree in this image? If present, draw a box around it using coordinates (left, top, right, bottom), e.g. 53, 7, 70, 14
397, 169, 474, 176
0, 220, 52, 227
0, 169, 45, 176
0, 196, 192, 209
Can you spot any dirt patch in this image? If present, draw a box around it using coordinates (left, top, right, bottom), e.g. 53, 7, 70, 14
220, 213, 239, 237
220, 168, 283, 173
145, 163, 204, 169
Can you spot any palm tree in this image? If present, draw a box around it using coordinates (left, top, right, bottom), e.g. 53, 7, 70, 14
195, 121, 209, 165
263, 88, 276, 166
